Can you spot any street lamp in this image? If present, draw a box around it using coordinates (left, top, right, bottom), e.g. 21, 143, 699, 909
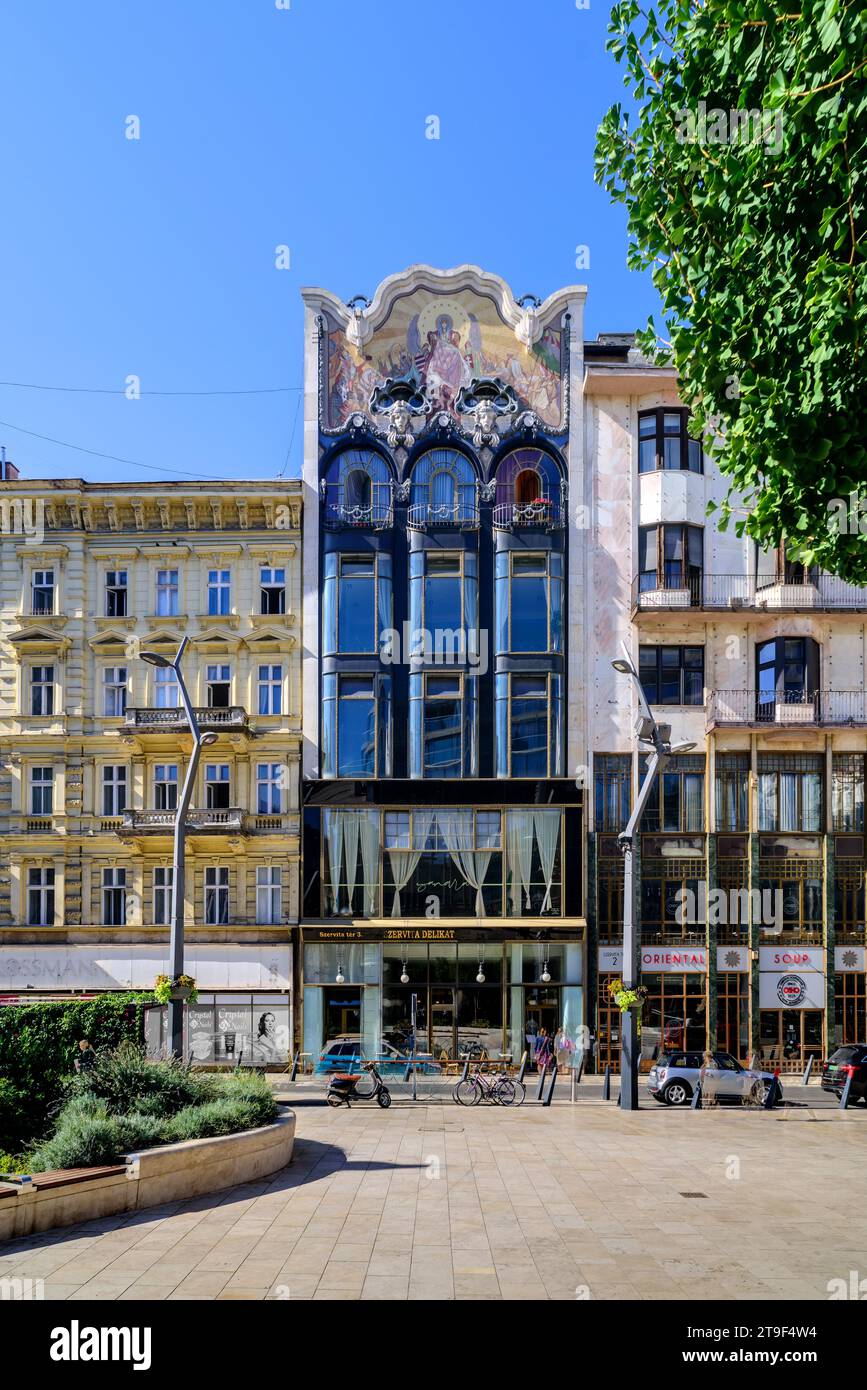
140, 637, 218, 1060
610, 641, 695, 1111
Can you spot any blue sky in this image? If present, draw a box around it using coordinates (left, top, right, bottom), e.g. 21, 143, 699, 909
0, 0, 657, 484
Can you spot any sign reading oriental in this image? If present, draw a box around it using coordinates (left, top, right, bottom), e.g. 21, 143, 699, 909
598, 947, 707, 974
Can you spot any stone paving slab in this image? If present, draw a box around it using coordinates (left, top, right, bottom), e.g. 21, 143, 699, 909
1, 1098, 865, 1301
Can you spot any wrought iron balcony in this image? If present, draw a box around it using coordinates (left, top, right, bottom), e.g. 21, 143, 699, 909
322, 499, 393, 531
492, 494, 566, 531
123, 706, 249, 734
406, 499, 480, 531
633, 573, 867, 614
708, 689, 867, 728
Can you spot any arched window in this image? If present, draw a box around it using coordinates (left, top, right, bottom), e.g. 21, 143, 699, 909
322, 449, 392, 528
514, 469, 542, 505
409, 448, 477, 528
494, 448, 563, 528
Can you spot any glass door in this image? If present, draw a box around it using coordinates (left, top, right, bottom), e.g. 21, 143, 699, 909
430, 988, 455, 1061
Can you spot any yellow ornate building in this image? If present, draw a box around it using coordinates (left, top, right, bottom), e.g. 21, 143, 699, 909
0, 475, 302, 1063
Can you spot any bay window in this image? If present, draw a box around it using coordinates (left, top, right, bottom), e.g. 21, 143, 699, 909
322, 673, 391, 778
638, 523, 703, 599
756, 636, 819, 718
638, 408, 703, 473
495, 673, 563, 777
409, 672, 477, 778
322, 551, 391, 656
495, 550, 563, 654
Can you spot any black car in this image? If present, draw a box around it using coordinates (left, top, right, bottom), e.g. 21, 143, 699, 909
821, 1045, 867, 1102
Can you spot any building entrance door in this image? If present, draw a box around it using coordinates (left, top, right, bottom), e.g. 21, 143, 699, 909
430, 988, 455, 1061
759, 1008, 823, 1070
323, 988, 362, 1043
524, 989, 559, 1070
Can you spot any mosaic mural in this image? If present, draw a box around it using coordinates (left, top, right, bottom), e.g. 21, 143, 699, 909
324, 287, 564, 431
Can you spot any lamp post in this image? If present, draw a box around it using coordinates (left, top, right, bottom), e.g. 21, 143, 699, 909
611, 641, 695, 1111
140, 637, 218, 1060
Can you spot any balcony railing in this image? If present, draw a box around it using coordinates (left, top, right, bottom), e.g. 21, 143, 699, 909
118, 807, 245, 836
708, 689, 867, 728
492, 494, 566, 531
124, 706, 249, 734
406, 498, 480, 530
322, 499, 393, 531
634, 573, 867, 613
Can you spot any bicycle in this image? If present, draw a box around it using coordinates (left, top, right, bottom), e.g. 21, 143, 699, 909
453, 1066, 526, 1107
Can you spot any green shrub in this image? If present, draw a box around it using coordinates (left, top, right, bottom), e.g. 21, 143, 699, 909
70, 1042, 211, 1117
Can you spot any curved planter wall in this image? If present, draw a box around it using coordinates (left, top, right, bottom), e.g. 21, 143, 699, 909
0, 1109, 296, 1241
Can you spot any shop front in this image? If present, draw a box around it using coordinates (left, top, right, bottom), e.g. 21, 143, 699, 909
596, 945, 709, 1071
834, 945, 866, 1046
759, 946, 825, 1070
302, 927, 584, 1071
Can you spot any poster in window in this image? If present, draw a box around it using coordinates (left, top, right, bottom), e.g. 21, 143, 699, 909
251, 1004, 290, 1062
215, 1004, 251, 1062
187, 1005, 216, 1064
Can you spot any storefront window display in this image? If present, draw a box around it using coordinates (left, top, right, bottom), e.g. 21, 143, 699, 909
641, 972, 707, 1064
144, 995, 291, 1065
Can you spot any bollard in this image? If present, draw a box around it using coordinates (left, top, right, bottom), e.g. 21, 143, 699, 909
517, 1050, 528, 1085
763, 1072, 781, 1109
840, 1069, 854, 1110
412, 1065, 418, 1102
575, 1049, 585, 1084
460, 1058, 470, 1085
602, 1064, 611, 1101
691, 1080, 702, 1110
802, 1055, 814, 1086
571, 1068, 577, 1104
535, 1064, 547, 1102
544, 1062, 558, 1107
289, 1052, 300, 1083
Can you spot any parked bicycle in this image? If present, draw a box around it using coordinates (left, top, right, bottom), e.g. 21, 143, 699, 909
453, 1066, 525, 1107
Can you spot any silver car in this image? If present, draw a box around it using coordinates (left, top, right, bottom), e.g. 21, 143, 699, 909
647, 1050, 781, 1106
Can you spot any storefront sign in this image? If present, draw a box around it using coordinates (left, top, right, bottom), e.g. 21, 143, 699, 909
0, 945, 291, 992
597, 946, 706, 974
759, 971, 825, 1009
834, 946, 866, 972
717, 946, 749, 973
759, 947, 823, 973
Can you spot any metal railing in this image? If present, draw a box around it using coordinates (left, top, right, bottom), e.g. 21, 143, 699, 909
492, 493, 566, 531
124, 706, 249, 732
708, 689, 867, 727
322, 500, 393, 530
406, 498, 480, 530
634, 573, 867, 612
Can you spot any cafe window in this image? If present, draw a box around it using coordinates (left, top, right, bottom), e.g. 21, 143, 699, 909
641, 973, 708, 1058
835, 973, 867, 1047
638, 408, 702, 474
409, 671, 477, 778
715, 753, 749, 832
757, 753, 822, 831
495, 673, 563, 778
494, 550, 564, 655
833, 753, 865, 831
640, 754, 705, 832
321, 673, 392, 779
639, 645, 703, 706
594, 754, 632, 832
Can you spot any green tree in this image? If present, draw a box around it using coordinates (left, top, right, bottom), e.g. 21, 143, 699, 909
595, 1, 867, 579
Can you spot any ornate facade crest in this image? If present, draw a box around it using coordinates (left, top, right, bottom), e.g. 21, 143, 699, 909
455, 377, 520, 449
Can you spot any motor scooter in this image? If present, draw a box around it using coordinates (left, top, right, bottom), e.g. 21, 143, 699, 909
326, 1060, 391, 1108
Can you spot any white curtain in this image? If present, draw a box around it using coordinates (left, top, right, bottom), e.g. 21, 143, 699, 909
780, 773, 798, 831
533, 810, 560, 914
802, 773, 822, 831
506, 810, 534, 915
324, 810, 344, 915
343, 812, 360, 913
439, 809, 493, 917
359, 810, 380, 916
388, 809, 433, 917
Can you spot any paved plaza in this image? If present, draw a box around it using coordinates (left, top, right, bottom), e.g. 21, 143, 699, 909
2, 1085, 866, 1301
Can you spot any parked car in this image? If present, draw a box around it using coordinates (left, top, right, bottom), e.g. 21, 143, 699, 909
821, 1045, 867, 1102
647, 1051, 781, 1106
316, 1037, 364, 1074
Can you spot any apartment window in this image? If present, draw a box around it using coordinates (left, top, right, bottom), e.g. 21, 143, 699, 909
756, 636, 820, 717
641, 858, 706, 944
30, 766, 54, 816
323, 552, 392, 657
833, 753, 865, 831
207, 569, 231, 616
322, 673, 392, 778
640, 754, 705, 831
495, 673, 563, 778
156, 568, 179, 616
409, 672, 476, 778
639, 646, 704, 706
102, 868, 127, 926
638, 524, 703, 599
406, 550, 474, 663
715, 753, 749, 832
205, 866, 230, 925
31, 568, 55, 615
205, 764, 231, 810
595, 754, 632, 832
102, 765, 128, 816
495, 550, 564, 655
757, 860, 823, 943
153, 867, 173, 925
758, 754, 823, 831
154, 764, 178, 811
105, 570, 128, 617
103, 665, 128, 717
153, 666, 179, 708
257, 664, 282, 716
256, 763, 282, 815
30, 666, 55, 717
260, 566, 286, 615
638, 408, 702, 474
206, 664, 231, 708
256, 866, 282, 924
27, 867, 54, 926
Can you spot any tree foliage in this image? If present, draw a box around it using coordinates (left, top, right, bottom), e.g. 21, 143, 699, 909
595, 1, 867, 580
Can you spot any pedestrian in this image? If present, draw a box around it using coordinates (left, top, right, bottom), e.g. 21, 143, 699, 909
74, 1038, 96, 1074
534, 1027, 553, 1073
